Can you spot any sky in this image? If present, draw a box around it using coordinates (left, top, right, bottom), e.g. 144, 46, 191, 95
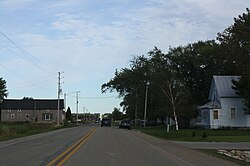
0, 0, 249, 114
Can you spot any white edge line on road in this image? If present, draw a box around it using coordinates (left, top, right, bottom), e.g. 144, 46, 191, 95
126, 131, 194, 166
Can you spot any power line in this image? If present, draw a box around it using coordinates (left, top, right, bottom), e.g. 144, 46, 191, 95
0, 63, 54, 92
66, 94, 117, 99
80, 96, 117, 99
0, 31, 57, 78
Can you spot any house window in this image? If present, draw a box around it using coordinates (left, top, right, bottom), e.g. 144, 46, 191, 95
43, 113, 53, 121
213, 110, 218, 119
18, 109, 22, 112
26, 114, 30, 119
11, 114, 15, 119
8, 109, 11, 112
231, 108, 236, 119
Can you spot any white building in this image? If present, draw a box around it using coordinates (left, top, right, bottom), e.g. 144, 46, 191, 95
200, 76, 250, 129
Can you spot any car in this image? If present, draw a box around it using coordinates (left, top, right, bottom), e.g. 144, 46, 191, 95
101, 118, 111, 127
119, 120, 131, 129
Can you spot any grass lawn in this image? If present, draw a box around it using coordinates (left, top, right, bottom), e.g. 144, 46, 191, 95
135, 125, 250, 165
134, 125, 250, 142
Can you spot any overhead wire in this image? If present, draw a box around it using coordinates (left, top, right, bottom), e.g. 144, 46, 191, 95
0, 63, 54, 92
0, 31, 59, 93
0, 31, 58, 78
66, 93, 117, 100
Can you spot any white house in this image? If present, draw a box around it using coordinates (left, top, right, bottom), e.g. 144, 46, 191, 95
200, 76, 250, 129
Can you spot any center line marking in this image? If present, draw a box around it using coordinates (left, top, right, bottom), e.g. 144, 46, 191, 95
47, 128, 96, 166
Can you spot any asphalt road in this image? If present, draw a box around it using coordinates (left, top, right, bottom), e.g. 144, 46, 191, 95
63, 125, 239, 166
0, 125, 94, 166
0, 124, 242, 166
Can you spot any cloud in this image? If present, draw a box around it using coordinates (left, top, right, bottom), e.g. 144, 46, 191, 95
1, 0, 250, 112
0, 0, 34, 12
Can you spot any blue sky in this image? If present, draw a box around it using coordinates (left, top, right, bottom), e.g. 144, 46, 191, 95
0, 0, 249, 114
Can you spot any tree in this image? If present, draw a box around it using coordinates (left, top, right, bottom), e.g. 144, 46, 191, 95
218, 8, 250, 112
0, 77, 8, 103
66, 107, 72, 121
217, 8, 250, 74
102, 55, 151, 120
233, 71, 250, 114
167, 40, 222, 105
111, 107, 123, 121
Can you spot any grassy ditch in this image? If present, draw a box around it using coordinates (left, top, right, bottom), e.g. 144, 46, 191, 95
134, 125, 250, 142
0, 122, 75, 141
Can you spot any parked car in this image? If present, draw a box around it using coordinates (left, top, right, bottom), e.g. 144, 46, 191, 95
119, 120, 131, 129
101, 118, 111, 127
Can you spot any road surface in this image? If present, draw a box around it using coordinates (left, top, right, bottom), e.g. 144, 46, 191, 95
0, 124, 241, 166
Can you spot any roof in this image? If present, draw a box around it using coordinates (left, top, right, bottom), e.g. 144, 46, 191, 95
0, 99, 64, 110
200, 99, 221, 109
209, 75, 240, 99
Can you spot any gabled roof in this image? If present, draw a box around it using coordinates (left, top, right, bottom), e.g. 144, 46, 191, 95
0, 99, 64, 110
209, 75, 240, 99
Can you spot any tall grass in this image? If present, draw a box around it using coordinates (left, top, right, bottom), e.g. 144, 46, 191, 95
0, 123, 56, 140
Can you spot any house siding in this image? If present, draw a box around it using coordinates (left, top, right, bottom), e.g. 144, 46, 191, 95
0, 99, 64, 124
220, 98, 250, 127
1, 109, 62, 123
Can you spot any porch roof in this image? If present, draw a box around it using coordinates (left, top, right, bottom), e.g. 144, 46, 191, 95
200, 99, 221, 109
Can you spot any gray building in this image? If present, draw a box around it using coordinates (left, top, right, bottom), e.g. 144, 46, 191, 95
0, 98, 64, 124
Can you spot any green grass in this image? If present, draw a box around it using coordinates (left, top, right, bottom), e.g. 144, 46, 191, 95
134, 125, 250, 142
0, 122, 76, 141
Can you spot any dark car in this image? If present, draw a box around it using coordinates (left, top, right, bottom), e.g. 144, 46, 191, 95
119, 120, 131, 129
101, 118, 111, 127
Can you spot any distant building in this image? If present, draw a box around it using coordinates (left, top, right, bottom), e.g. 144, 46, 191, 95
0, 98, 64, 124
200, 76, 250, 129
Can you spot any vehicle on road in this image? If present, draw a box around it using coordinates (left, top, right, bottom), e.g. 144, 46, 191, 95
101, 118, 111, 127
119, 120, 131, 129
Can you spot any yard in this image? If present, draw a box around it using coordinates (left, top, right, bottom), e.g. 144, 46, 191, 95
135, 125, 250, 142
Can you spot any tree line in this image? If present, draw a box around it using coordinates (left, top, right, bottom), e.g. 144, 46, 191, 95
102, 9, 250, 129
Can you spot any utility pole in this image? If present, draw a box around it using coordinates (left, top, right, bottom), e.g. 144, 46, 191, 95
64, 93, 66, 110
83, 107, 85, 121
57, 72, 62, 126
143, 82, 149, 127
76, 91, 80, 125
135, 88, 138, 126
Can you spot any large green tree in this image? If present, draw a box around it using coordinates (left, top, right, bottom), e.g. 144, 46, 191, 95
218, 8, 250, 112
111, 107, 123, 121
217, 8, 250, 74
167, 40, 222, 105
102, 55, 151, 120
0, 77, 8, 103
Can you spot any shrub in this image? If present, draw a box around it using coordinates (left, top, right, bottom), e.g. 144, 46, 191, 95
0, 125, 10, 136
192, 131, 196, 138
202, 132, 207, 139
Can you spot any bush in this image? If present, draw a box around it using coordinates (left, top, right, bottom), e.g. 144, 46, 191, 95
202, 132, 207, 139
192, 131, 196, 138
0, 125, 10, 136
